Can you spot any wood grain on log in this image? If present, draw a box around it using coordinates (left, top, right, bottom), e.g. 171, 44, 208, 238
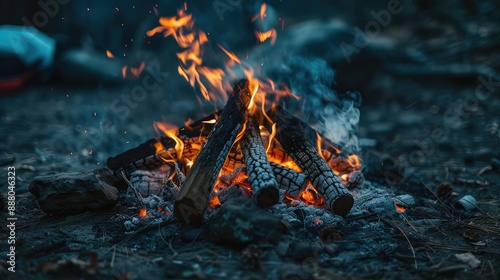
241, 116, 280, 208
268, 106, 354, 216
174, 79, 251, 225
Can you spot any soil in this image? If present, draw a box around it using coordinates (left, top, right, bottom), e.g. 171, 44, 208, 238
1, 3, 499, 279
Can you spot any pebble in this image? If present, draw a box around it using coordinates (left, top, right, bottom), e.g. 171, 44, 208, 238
456, 195, 478, 211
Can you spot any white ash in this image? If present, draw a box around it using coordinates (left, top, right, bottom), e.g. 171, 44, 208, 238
163, 180, 180, 203
271, 201, 345, 231
123, 217, 141, 231
349, 182, 399, 217
124, 166, 397, 233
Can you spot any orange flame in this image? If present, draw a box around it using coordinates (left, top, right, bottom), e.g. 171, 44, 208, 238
130, 62, 145, 77
122, 62, 145, 79
316, 132, 326, 161
106, 50, 114, 58
218, 44, 241, 64
147, 9, 225, 101
154, 122, 184, 161
251, 3, 268, 22
254, 29, 277, 45
234, 120, 248, 144
266, 123, 277, 154
347, 154, 362, 169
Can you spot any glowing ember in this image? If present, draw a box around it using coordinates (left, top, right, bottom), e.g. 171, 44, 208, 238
395, 202, 406, 213
138, 207, 147, 217
299, 186, 323, 206
210, 196, 221, 208
106, 50, 114, 58
121, 66, 127, 78
340, 174, 349, 182
201, 119, 217, 124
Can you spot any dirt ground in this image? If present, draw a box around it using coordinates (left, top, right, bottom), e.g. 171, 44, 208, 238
1, 1, 500, 278
0, 65, 498, 279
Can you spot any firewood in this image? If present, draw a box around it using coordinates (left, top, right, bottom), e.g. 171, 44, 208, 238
106, 112, 219, 176
174, 79, 252, 224
241, 116, 280, 208
217, 184, 249, 205
269, 162, 308, 198
268, 106, 354, 216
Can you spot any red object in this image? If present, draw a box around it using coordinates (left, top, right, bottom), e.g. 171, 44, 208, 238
0, 72, 32, 92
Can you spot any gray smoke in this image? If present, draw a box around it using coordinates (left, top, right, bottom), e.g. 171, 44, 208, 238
268, 57, 361, 153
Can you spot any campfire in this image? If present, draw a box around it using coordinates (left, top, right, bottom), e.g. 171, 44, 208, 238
103, 6, 364, 225
107, 79, 363, 225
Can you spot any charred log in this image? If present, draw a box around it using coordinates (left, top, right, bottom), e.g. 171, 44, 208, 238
217, 184, 249, 205
268, 106, 354, 216
241, 116, 280, 208
174, 79, 252, 225
106, 113, 219, 177
270, 162, 308, 198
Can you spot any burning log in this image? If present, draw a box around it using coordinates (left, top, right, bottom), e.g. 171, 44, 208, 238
241, 116, 280, 208
268, 106, 354, 216
270, 162, 307, 198
106, 112, 219, 177
174, 79, 252, 225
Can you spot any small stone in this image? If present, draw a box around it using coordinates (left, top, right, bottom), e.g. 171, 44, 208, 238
456, 195, 478, 211
29, 168, 125, 214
